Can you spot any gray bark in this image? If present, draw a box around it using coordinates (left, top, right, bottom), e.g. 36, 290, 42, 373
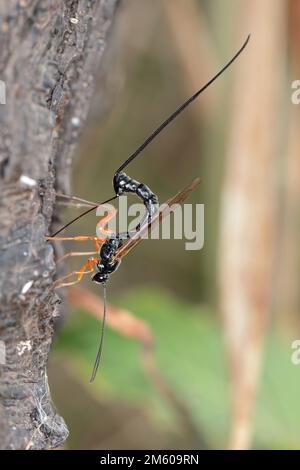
0, 0, 119, 450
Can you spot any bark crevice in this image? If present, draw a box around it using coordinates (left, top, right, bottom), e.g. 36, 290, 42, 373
0, 0, 120, 450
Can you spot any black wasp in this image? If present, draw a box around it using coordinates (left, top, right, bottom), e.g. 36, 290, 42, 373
47, 36, 250, 381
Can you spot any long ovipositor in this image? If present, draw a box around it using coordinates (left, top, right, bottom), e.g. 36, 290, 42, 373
49, 35, 250, 239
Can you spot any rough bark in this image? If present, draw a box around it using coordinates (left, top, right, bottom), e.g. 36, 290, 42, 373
0, 0, 119, 450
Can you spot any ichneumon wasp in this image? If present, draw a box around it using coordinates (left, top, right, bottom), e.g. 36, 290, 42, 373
46, 35, 250, 382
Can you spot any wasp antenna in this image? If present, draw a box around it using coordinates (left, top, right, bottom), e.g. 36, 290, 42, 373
55, 193, 101, 207
48, 195, 118, 239
90, 283, 107, 383
116, 34, 251, 174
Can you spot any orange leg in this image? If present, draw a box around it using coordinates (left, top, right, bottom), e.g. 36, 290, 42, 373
46, 236, 103, 266
95, 205, 116, 239
46, 235, 106, 245
46, 235, 106, 255
46, 207, 118, 282
46, 205, 117, 246
54, 258, 99, 288
57, 251, 98, 263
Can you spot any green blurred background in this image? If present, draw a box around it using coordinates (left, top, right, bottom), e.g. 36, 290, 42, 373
49, 0, 300, 449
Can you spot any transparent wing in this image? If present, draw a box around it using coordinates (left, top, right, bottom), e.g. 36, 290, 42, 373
114, 177, 201, 261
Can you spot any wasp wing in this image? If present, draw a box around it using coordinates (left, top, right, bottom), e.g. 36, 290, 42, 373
114, 177, 201, 261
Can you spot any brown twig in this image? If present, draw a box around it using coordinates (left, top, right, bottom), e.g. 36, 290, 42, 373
218, 0, 285, 449
69, 285, 206, 447
68, 286, 153, 346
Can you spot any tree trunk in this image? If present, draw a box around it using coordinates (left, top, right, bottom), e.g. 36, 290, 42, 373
0, 0, 119, 450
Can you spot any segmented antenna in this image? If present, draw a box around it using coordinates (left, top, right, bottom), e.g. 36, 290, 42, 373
116, 34, 250, 173
90, 283, 107, 383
